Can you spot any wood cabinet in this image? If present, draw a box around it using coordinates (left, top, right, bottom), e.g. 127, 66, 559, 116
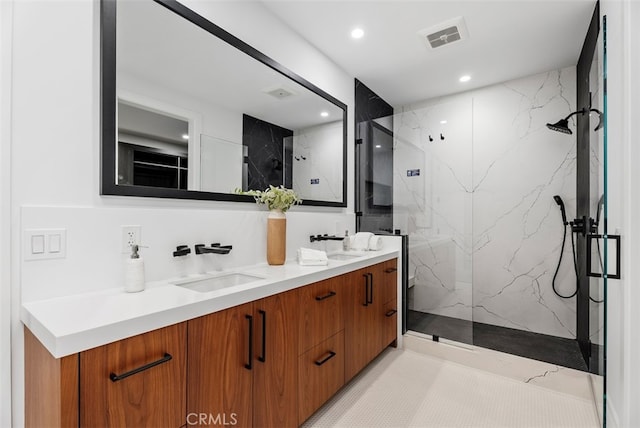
25, 258, 396, 428
297, 276, 345, 425
298, 276, 343, 355
381, 259, 399, 350
24, 328, 78, 428
187, 291, 298, 428
79, 323, 187, 427
187, 303, 253, 427
252, 290, 299, 428
298, 331, 344, 424
344, 259, 398, 382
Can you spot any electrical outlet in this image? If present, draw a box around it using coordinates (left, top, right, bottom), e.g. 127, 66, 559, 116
121, 225, 141, 253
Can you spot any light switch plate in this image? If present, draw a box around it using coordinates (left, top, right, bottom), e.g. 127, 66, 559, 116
24, 229, 67, 261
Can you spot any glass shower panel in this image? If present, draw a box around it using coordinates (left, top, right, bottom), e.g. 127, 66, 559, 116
588, 23, 605, 377
395, 100, 473, 343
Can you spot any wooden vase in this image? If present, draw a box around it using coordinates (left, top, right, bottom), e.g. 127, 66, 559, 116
267, 209, 286, 265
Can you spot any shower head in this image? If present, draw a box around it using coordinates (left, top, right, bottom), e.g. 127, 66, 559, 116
546, 108, 604, 135
546, 119, 572, 134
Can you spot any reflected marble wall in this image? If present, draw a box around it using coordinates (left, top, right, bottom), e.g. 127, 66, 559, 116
242, 114, 292, 191
292, 121, 343, 202
396, 66, 579, 339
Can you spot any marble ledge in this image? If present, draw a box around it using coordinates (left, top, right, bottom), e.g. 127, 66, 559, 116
22, 248, 398, 359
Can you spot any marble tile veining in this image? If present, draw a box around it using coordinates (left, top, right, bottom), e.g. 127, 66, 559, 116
395, 66, 579, 340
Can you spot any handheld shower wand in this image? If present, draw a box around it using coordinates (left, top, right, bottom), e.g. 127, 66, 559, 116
553, 195, 568, 225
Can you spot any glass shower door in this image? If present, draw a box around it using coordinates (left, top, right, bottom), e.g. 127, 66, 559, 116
395, 99, 474, 344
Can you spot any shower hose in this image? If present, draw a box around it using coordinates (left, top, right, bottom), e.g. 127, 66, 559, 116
552, 222, 604, 303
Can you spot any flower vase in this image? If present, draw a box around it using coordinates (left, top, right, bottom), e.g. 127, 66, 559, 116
267, 209, 286, 265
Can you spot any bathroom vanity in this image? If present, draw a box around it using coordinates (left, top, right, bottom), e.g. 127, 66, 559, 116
22, 250, 398, 427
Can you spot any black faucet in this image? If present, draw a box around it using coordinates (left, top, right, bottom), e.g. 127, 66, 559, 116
195, 243, 233, 255
309, 234, 345, 243
173, 245, 191, 257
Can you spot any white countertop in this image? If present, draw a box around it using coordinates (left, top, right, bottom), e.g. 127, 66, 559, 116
21, 249, 398, 358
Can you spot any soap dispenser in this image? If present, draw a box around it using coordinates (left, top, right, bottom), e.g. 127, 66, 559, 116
343, 230, 351, 251
124, 244, 145, 293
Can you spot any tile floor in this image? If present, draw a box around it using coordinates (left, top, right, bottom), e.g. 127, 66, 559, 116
407, 310, 589, 372
305, 341, 600, 427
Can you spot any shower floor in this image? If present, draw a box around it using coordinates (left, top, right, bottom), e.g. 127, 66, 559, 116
407, 310, 588, 372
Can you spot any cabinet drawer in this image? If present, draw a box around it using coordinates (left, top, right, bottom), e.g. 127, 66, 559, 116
382, 300, 398, 349
79, 323, 187, 427
298, 276, 343, 354
380, 259, 398, 304
298, 330, 345, 425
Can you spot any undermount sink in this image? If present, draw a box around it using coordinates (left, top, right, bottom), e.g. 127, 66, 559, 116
172, 272, 265, 293
327, 253, 365, 261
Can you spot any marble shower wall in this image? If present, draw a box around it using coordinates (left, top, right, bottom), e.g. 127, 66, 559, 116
242, 114, 292, 191
292, 121, 343, 203
396, 66, 579, 339
395, 99, 474, 321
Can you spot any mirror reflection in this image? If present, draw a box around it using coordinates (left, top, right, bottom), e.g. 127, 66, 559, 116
108, 0, 346, 205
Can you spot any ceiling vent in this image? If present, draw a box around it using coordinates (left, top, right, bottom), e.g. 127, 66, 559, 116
418, 16, 469, 50
263, 85, 297, 100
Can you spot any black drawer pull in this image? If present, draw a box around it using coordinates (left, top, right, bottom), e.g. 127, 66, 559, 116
245, 314, 253, 370
385, 309, 398, 317
385, 267, 398, 273
315, 291, 337, 301
109, 353, 172, 382
367, 273, 374, 304
362, 274, 369, 306
314, 351, 337, 366
258, 310, 266, 363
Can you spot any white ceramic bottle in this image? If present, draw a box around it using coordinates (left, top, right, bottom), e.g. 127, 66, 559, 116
124, 244, 145, 293
343, 230, 351, 251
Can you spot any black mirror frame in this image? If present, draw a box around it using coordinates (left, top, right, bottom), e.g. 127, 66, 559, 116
100, 0, 348, 207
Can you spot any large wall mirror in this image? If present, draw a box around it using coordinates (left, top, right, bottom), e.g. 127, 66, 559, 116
101, 0, 347, 206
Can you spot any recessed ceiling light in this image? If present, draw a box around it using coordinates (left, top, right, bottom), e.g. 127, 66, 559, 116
182, 134, 189, 139
351, 28, 364, 39
440, 120, 447, 124
320, 111, 329, 117
375, 144, 382, 148
459, 75, 471, 83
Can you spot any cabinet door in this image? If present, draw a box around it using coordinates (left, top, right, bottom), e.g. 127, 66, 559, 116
298, 331, 345, 425
80, 323, 187, 427
298, 276, 343, 355
187, 303, 253, 428
344, 267, 377, 381
253, 290, 299, 428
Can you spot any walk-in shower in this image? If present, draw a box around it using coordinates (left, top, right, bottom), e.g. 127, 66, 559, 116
354, 3, 609, 376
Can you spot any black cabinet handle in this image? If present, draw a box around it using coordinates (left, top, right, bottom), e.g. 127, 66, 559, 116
258, 310, 266, 363
315, 291, 337, 301
109, 353, 172, 382
385, 267, 397, 273
245, 315, 253, 370
367, 273, 374, 304
314, 351, 337, 366
362, 274, 369, 306
385, 309, 398, 317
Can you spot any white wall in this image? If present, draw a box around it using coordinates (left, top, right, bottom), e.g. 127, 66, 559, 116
8, 1, 354, 426
1, 1, 13, 426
